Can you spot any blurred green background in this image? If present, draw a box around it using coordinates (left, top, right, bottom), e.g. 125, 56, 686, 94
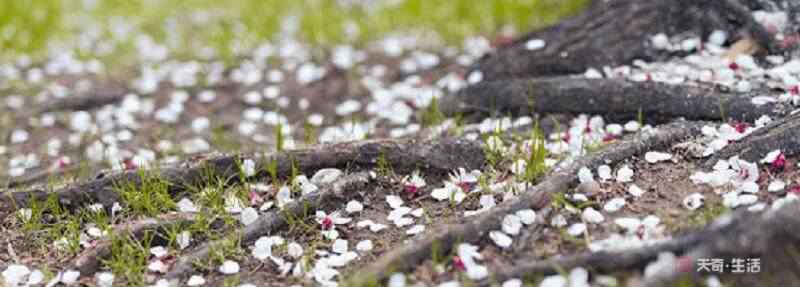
0, 0, 588, 61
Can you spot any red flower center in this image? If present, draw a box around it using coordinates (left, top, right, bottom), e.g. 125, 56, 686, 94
733, 122, 748, 134
58, 158, 70, 169
635, 225, 646, 239
771, 153, 787, 173
404, 185, 419, 196
249, 191, 262, 205
452, 256, 466, 271
457, 182, 475, 193
321, 217, 333, 230
123, 158, 137, 170
728, 62, 739, 70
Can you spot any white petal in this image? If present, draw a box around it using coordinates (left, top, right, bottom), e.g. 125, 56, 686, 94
177, 231, 192, 250
239, 207, 259, 226
148, 260, 169, 273
603, 198, 626, 213
187, 275, 206, 286
61, 270, 81, 285
356, 240, 373, 252
489, 231, 513, 248
346, 200, 364, 213
768, 180, 786, 192
567, 223, 586, 236
406, 225, 425, 235
616, 165, 634, 183
2, 265, 30, 286
644, 152, 672, 163
581, 207, 605, 224
95, 272, 114, 287
761, 150, 782, 163
177, 198, 198, 213
614, 217, 642, 232
597, 165, 612, 181
388, 273, 406, 287
516, 209, 536, 225
241, 159, 256, 177
577, 167, 594, 183
738, 181, 759, 194
386, 195, 404, 208
288, 242, 304, 258
502, 214, 523, 235
311, 168, 343, 185
525, 39, 546, 51
150, 246, 168, 258
332, 239, 348, 254
628, 184, 646, 197
218, 260, 240, 274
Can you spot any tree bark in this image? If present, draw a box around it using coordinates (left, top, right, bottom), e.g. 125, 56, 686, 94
441, 77, 787, 123
471, 0, 776, 81
3, 138, 485, 213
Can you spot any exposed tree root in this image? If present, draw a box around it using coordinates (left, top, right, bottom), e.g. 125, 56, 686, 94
349, 120, 704, 285
22, 82, 128, 116
3, 138, 485, 213
67, 212, 202, 275
485, 232, 705, 285
164, 172, 371, 282
644, 201, 800, 286
5, 164, 100, 189
471, 0, 777, 81
440, 77, 785, 123
484, 201, 800, 286
704, 112, 800, 167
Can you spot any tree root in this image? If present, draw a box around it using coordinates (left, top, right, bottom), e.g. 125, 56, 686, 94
471, 0, 778, 81
440, 77, 785, 123
15, 82, 129, 117
164, 172, 371, 282
68, 212, 202, 275
5, 164, 100, 189
484, 201, 800, 286
644, 201, 800, 286
349, 120, 704, 285
3, 138, 485, 213
703, 112, 800, 167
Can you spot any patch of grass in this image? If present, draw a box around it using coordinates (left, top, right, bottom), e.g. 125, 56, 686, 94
18, 196, 45, 233
104, 230, 153, 286
686, 202, 730, 230
204, 235, 243, 270
482, 131, 506, 169
114, 168, 176, 217
265, 158, 280, 184
420, 96, 446, 128
283, 202, 316, 235
303, 119, 318, 145
375, 150, 395, 177
275, 122, 286, 152
3, 0, 590, 61
0, 1, 62, 57
223, 275, 242, 287
521, 122, 548, 183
